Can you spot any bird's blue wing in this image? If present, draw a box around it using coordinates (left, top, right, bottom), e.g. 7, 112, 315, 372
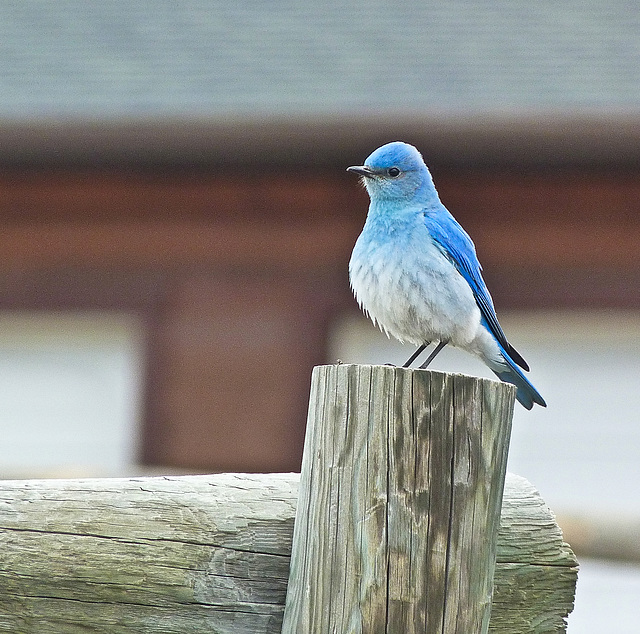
424, 209, 529, 371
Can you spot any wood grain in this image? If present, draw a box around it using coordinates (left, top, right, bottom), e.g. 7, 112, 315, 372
0, 471, 576, 633
282, 364, 516, 634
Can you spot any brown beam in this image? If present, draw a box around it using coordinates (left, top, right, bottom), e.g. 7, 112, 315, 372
0, 113, 639, 168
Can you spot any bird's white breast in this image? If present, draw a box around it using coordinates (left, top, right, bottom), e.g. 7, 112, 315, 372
349, 212, 483, 348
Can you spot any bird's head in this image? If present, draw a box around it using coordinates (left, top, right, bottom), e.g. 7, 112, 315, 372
347, 141, 437, 204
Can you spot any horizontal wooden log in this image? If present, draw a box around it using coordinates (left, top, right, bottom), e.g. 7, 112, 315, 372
0, 472, 577, 633
492, 474, 578, 633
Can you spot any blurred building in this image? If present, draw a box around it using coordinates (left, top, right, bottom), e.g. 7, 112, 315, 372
0, 2, 639, 481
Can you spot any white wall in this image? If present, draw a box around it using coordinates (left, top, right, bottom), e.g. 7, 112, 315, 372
0, 312, 144, 478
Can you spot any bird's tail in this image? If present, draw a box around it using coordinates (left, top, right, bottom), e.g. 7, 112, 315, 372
488, 345, 546, 410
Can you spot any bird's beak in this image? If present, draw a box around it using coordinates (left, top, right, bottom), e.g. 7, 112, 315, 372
347, 165, 375, 178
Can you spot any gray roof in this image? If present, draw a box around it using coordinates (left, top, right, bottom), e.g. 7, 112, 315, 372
1, 1, 639, 118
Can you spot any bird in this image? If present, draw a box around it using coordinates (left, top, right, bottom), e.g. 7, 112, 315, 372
347, 141, 546, 409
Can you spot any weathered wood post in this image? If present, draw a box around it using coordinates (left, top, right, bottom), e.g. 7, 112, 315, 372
282, 364, 515, 634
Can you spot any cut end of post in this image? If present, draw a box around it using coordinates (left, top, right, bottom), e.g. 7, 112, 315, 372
322, 362, 517, 407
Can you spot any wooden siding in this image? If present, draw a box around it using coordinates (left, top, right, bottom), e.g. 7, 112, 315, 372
0, 167, 638, 469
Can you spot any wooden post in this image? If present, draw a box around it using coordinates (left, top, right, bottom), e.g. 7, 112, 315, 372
282, 364, 516, 634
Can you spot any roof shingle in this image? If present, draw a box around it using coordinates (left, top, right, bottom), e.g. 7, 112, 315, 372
0, 2, 638, 117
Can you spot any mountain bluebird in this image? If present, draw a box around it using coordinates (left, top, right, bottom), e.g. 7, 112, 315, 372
348, 141, 546, 409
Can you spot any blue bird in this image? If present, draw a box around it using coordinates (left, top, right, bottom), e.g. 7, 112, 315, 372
347, 141, 546, 409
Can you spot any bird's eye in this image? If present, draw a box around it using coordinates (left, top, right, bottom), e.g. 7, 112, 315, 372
387, 167, 400, 177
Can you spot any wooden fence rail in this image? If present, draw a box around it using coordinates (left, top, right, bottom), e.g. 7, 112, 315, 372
0, 366, 578, 633
0, 472, 576, 633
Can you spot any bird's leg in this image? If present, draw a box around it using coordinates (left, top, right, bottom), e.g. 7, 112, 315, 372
403, 343, 427, 368
419, 341, 448, 369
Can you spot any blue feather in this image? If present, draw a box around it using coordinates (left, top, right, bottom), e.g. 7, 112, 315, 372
425, 210, 529, 371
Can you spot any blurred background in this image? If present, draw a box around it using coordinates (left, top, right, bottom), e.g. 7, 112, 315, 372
0, 2, 639, 630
